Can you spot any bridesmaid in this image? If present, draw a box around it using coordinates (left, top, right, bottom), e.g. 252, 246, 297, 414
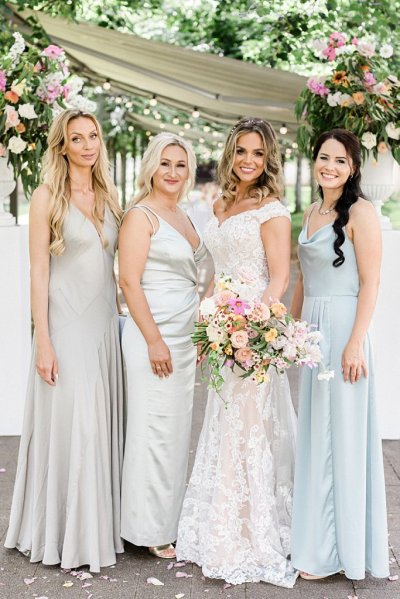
290, 129, 389, 580
119, 133, 206, 559
5, 109, 124, 571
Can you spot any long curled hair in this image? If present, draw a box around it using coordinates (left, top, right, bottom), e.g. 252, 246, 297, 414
131, 133, 197, 206
41, 109, 122, 256
218, 117, 283, 207
313, 128, 365, 267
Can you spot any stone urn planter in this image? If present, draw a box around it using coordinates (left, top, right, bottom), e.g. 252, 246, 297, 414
361, 150, 400, 230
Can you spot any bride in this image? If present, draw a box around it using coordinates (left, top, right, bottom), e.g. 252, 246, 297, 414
176, 118, 298, 588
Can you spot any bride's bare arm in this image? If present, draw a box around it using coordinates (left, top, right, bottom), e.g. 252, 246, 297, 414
260, 216, 291, 304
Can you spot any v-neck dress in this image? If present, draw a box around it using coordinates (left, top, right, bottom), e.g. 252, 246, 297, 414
291, 218, 389, 579
5, 204, 124, 572
121, 204, 207, 547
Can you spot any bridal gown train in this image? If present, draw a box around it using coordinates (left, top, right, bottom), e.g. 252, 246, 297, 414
5, 204, 124, 572
176, 201, 298, 588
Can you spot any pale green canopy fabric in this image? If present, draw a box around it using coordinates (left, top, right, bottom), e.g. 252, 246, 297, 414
20, 10, 306, 137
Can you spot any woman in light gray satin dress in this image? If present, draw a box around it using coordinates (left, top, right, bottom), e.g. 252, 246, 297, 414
119, 133, 206, 560
5, 110, 124, 572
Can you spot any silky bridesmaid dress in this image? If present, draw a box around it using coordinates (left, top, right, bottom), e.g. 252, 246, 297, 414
291, 216, 389, 580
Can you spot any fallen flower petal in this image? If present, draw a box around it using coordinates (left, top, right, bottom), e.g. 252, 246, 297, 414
23, 578, 36, 585
82, 582, 92, 588
175, 594, 185, 598
0, 468, 6, 473
167, 562, 174, 570
63, 581, 74, 587
175, 571, 192, 578
223, 583, 232, 589
389, 575, 399, 581
78, 572, 93, 580
146, 577, 164, 586
174, 562, 187, 568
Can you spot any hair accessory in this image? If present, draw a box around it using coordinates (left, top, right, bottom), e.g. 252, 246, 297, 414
230, 118, 263, 134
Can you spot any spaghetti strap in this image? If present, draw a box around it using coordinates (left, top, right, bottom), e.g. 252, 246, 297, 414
130, 205, 158, 235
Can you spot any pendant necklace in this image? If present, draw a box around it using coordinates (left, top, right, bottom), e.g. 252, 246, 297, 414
318, 201, 336, 216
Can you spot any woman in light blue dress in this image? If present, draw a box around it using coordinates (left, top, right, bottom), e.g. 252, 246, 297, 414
118, 133, 207, 560
290, 129, 389, 580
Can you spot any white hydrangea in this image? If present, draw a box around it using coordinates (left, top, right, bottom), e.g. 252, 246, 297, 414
8, 32, 25, 66
68, 94, 97, 113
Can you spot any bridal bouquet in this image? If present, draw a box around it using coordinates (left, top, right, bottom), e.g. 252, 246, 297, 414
193, 275, 329, 394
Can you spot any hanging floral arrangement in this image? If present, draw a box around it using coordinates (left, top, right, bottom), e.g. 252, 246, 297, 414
295, 32, 400, 164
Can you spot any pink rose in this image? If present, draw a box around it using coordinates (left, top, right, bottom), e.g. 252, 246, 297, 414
352, 37, 359, 45
322, 46, 337, 61
329, 32, 346, 48
0, 143, 6, 157
214, 290, 236, 307
231, 330, 249, 349
5, 105, 20, 130
235, 347, 253, 364
42, 45, 64, 59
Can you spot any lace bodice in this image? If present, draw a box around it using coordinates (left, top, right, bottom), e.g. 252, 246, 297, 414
204, 201, 291, 299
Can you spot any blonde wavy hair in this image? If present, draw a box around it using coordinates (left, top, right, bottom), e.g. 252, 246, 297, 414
131, 132, 197, 206
41, 109, 122, 256
218, 117, 283, 208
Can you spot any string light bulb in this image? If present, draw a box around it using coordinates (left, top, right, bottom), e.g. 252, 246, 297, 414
192, 107, 200, 118
143, 108, 150, 115
172, 117, 180, 125
102, 81, 111, 91
184, 123, 191, 129
280, 124, 288, 135
149, 95, 157, 107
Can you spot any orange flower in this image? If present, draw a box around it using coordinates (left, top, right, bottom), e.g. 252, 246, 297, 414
332, 71, 349, 86
28, 143, 36, 151
15, 123, 26, 133
231, 314, 247, 331
352, 92, 365, 105
5, 90, 19, 104
360, 65, 370, 72
378, 141, 388, 153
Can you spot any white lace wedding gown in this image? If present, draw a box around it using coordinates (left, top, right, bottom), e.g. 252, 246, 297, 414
176, 201, 298, 587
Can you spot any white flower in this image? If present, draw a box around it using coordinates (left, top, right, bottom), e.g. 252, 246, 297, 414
357, 40, 376, 58
327, 92, 342, 107
206, 324, 221, 342
335, 44, 354, 56
380, 44, 393, 58
339, 93, 354, 107
8, 32, 25, 65
361, 131, 377, 150
317, 370, 335, 381
311, 39, 329, 59
7, 136, 27, 154
18, 103, 38, 120
66, 75, 84, 97
199, 297, 217, 318
68, 94, 97, 113
11, 79, 26, 96
385, 122, 400, 140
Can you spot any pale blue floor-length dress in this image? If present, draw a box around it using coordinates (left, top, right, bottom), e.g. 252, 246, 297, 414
291, 218, 389, 580
121, 205, 207, 547
5, 204, 124, 572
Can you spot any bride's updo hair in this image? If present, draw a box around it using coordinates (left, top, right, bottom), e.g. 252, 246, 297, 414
313, 128, 365, 267
218, 117, 283, 208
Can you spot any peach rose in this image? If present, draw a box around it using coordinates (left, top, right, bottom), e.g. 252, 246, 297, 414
378, 141, 388, 153
235, 347, 252, 363
214, 290, 236, 307
270, 302, 287, 318
5, 91, 19, 104
352, 92, 365, 105
231, 330, 249, 348
15, 123, 26, 133
5, 105, 20, 130
231, 314, 247, 331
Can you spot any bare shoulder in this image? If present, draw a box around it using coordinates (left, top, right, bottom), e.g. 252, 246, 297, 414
302, 201, 318, 225
212, 197, 225, 215
121, 205, 154, 234
350, 198, 378, 224
30, 183, 51, 207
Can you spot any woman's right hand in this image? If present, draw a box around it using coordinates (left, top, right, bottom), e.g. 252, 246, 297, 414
148, 338, 173, 378
36, 340, 58, 386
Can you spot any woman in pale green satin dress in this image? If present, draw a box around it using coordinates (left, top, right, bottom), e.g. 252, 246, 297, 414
118, 133, 207, 560
290, 129, 389, 581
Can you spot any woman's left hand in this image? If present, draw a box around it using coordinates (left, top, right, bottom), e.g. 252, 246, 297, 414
341, 341, 368, 384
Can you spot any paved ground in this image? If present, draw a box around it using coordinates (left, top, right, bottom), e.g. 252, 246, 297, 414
1, 262, 399, 599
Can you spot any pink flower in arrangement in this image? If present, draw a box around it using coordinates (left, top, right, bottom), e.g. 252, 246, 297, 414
230, 330, 249, 349
63, 84, 71, 100
329, 32, 347, 47
364, 71, 377, 87
228, 298, 250, 315
42, 45, 64, 59
225, 359, 234, 368
352, 37, 359, 45
322, 46, 337, 61
235, 347, 254, 368
214, 290, 236, 307
5, 105, 20, 130
307, 77, 330, 97
0, 70, 6, 92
